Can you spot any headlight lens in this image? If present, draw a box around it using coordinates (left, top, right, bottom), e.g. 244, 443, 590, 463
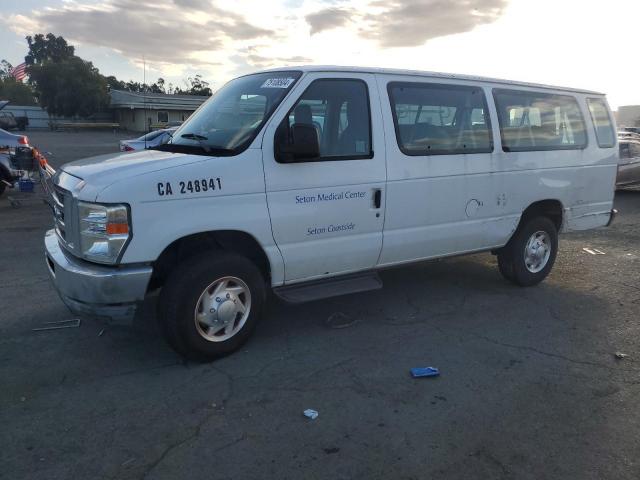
78, 202, 130, 264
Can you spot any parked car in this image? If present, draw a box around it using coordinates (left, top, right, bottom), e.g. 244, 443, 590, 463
119, 127, 177, 152
42, 66, 618, 361
0, 101, 29, 131
617, 131, 640, 188
0, 127, 29, 149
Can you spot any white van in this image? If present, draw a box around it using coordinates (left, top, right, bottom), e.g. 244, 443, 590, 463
42, 66, 618, 360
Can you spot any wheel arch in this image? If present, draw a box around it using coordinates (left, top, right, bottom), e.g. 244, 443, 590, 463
518, 199, 564, 232
149, 230, 271, 292
495, 199, 564, 254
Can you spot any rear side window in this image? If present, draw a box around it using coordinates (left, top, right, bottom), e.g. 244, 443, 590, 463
388, 82, 493, 155
493, 89, 587, 152
587, 98, 615, 148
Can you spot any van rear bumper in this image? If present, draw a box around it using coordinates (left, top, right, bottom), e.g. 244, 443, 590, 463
44, 229, 152, 321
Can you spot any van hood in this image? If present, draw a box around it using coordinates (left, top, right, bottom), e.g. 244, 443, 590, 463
61, 149, 204, 185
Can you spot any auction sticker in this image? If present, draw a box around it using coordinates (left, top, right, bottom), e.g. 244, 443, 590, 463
261, 77, 295, 88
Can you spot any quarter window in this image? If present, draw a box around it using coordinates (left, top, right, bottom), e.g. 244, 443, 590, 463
387, 82, 493, 156
493, 89, 587, 151
587, 98, 615, 148
280, 79, 372, 162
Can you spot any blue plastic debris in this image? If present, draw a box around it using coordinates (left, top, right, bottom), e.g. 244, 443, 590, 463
410, 367, 440, 378
18, 179, 35, 193
303, 409, 319, 420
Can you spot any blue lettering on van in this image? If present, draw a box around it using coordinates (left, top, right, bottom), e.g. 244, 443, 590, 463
306, 223, 356, 236
296, 190, 366, 204
296, 195, 316, 204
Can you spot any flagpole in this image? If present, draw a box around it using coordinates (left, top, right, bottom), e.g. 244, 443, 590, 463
143, 55, 148, 147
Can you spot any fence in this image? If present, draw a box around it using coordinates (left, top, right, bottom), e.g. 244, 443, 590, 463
3, 105, 114, 130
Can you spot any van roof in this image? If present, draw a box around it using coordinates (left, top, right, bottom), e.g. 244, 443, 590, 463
259, 65, 605, 96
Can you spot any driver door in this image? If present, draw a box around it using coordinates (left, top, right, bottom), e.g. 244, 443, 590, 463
261, 73, 387, 283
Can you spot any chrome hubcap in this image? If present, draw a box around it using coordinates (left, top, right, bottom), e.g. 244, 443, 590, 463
524, 230, 551, 273
194, 276, 251, 342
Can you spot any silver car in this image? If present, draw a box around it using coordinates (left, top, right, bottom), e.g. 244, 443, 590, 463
119, 127, 177, 152
617, 131, 640, 188
0, 127, 29, 149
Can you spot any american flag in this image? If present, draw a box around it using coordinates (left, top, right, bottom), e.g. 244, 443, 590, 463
10, 63, 27, 82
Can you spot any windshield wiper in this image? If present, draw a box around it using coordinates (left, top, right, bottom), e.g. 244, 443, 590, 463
181, 132, 211, 152
181, 132, 208, 141
150, 139, 235, 156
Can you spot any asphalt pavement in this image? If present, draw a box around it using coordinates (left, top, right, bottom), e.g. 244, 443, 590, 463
1, 130, 638, 479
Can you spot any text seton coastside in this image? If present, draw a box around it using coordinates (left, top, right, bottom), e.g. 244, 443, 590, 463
307, 222, 356, 236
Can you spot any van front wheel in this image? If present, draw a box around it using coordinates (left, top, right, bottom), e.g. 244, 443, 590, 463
159, 252, 266, 361
497, 216, 558, 287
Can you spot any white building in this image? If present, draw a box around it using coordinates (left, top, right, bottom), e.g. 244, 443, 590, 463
616, 105, 640, 128
109, 90, 209, 132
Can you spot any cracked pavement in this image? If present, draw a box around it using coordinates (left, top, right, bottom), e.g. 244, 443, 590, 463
1, 131, 639, 479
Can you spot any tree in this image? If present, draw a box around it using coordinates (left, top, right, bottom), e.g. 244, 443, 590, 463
28, 56, 108, 117
150, 78, 166, 94
23, 33, 210, 118
0, 78, 36, 105
25, 33, 74, 65
0, 59, 36, 105
0, 60, 14, 79
174, 74, 212, 96
105, 75, 126, 91
25, 34, 107, 117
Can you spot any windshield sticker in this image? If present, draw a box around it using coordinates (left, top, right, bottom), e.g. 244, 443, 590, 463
261, 78, 295, 89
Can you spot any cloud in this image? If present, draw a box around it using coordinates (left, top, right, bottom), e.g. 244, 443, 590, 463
233, 45, 312, 69
6, 0, 274, 67
171, 0, 212, 9
246, 54, 313, 68
306, 7, 354, 35
307, 0, 509, 47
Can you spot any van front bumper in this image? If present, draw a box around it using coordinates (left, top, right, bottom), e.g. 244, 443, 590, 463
44, 229, 152, 321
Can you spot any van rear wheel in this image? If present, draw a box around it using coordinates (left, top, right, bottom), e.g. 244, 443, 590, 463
497, 216, 558, 287
159, 252, 266, 361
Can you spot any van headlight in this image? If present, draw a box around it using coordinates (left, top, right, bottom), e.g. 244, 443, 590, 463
78, 202, 131, 264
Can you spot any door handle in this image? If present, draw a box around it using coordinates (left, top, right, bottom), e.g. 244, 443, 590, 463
373, 188, 382, 209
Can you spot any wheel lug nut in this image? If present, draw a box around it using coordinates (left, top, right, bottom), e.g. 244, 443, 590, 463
226, 293, 230, 299
216, 297, 221, 302
209, 308, 215, 313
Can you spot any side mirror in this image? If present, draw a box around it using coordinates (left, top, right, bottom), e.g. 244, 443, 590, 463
277, 123, 320, 163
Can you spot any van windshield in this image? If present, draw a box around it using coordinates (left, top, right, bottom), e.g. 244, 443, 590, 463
157, 71, 302, 155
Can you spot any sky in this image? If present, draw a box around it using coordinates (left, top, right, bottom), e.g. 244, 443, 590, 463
1, 0, 638, 109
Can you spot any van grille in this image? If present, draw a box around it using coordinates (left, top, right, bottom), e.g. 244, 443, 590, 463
52, 185, 69, 243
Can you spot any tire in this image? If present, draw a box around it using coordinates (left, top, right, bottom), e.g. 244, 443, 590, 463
158, 251, 266, 361
497, 254, 515, 281
497, 216, 558, 287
